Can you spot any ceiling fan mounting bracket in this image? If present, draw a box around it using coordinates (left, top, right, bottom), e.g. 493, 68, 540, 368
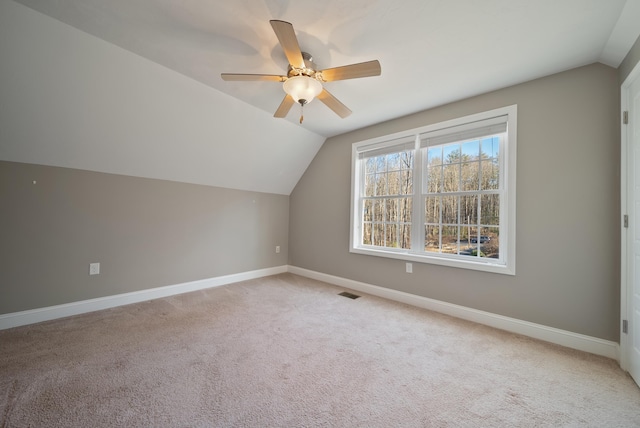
287, 52, 321, 81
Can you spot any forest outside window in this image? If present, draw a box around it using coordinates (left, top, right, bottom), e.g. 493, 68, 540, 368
351, 105, 517, 275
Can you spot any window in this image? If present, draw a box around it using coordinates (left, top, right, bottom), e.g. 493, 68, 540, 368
351, 105, 516, 274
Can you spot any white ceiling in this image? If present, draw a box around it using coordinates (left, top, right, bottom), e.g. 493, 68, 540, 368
3, 0, 640, 194
12, 0, 640, 138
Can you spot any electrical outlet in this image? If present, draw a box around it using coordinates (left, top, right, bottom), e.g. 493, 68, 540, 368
275, 246, 281, 254
406, 262, 412, 273
89, 262, 100, 275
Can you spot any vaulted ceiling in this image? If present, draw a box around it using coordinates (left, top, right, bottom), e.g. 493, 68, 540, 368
2, 0, 640, 194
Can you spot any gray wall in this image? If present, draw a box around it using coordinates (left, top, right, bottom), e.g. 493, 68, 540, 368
289, 63, 620, 341
0, 161, 289, 314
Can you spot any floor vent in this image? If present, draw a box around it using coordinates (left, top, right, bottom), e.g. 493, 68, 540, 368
338, 291, 360, 300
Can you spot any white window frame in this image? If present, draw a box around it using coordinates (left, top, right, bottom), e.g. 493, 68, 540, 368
350, 105, 517, 275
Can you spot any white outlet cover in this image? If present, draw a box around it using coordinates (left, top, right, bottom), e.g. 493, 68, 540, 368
89, 262, 100, 275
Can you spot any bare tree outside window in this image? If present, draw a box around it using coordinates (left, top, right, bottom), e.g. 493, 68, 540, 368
424, 137, 501, 259
362, 151, 413, 249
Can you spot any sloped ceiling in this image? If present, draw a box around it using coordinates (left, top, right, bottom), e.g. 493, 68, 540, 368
2, 0, 640, 194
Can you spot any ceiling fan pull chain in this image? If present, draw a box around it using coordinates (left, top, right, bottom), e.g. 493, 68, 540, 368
299, 104, 304, 124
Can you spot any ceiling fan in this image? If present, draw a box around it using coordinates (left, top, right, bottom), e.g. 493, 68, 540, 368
221, 20, 381, 123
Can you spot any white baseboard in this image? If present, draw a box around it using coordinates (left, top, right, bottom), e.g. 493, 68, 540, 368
288, 266, 620, 361
0, 266, 287, 330
1, 265, 620, 362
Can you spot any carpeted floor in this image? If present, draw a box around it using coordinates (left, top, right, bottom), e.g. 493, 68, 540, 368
1, 273, 639, 427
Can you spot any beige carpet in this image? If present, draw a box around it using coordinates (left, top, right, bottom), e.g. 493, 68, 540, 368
1, 273, 639, 427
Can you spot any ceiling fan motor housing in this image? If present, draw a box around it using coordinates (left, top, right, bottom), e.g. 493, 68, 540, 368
287, 52, 319, 79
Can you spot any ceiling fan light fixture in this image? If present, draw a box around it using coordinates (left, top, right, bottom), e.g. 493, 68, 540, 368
283, 75, 322, 105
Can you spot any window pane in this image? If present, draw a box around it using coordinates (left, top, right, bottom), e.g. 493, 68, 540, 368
401, 169, 413, 195
375, 173, 388, 196
363, 223, 372, 245
366, 158, 376, 174
374, 200, 384, 222
385, 199, 397, 222
461, 161, 479, 191
481, 194, 499, 225
481, 227, 499, 258
464, 226, 478, 247
373, 224, 384, 246
441, 225, 459, 254
460, 195, 478, 225
401, 151, 414, 170
365, 174, 375, 197
399, 197, 412, 223
481, 137, 499, 159
441, 195, 458, 224
386, 224, 398, 248
387, 171, 401, 195
428, 147, 442, 166
462, 248, 482, 258
443, 164, 460, 192
363, 200, 373, 222
400, 224, 411, 249
462, 140, 480, 160
388, 153, 401, 171
481, 159, 499, 190
443, 145, 460, 164
426, 165, 442, 193
376, 156, 386, 173
425, 196, 439, 223
425, 225, 440, 252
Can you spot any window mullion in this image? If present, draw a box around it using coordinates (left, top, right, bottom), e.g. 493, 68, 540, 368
412, 137, 423, 253
498, 134, 507, 262
360, 161, 368, 245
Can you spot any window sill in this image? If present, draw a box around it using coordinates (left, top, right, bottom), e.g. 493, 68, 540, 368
350, 246, 515, 275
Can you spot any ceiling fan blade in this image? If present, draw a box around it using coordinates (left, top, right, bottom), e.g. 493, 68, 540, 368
270, 20, 305, 69
317, 89, 352, 118
221, 73, 285, 82
319, 60, 381, 82
274, 94, 295, 118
